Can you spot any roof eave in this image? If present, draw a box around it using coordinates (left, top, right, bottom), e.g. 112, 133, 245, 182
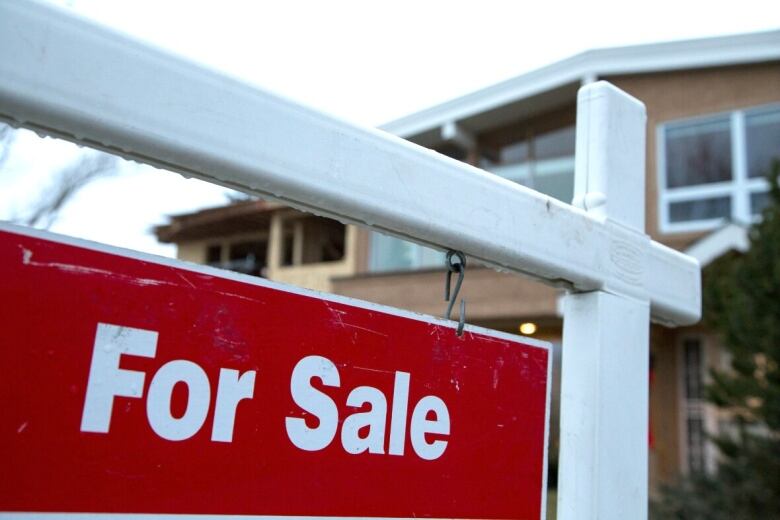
382, 29, 780, 140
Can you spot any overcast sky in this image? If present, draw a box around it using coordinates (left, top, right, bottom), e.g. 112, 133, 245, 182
1, 0, 778, 256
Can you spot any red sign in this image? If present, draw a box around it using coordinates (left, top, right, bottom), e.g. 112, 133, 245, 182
0, 225, 551, 519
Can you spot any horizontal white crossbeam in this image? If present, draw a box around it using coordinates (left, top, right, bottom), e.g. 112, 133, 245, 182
0, 0, 699, 325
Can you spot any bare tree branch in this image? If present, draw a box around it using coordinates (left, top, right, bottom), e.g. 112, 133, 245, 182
22, 152, 120, 229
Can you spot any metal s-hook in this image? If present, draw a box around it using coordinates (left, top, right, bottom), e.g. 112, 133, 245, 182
445, 250, 467, 336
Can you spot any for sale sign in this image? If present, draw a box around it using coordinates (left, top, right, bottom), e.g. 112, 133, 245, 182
0, 225, 552, 519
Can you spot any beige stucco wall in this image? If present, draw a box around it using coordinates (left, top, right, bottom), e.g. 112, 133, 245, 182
176, 241, 207, 264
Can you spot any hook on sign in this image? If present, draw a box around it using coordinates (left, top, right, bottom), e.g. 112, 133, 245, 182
444, 250, 467, 336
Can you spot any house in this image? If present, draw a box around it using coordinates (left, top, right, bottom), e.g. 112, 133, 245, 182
154, 29, 780, 494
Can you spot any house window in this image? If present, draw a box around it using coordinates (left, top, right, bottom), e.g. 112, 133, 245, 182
206, 244, 222, 265
205, 239, 268, 277
300, 218, 345, 263
278, 216, 346, 267
369, 233, 443, 272
228, 240, 267, 277
480, 125, 575, 203
658, 104, 780, 233
281, 221, 296, 267
679, 337, 717, 475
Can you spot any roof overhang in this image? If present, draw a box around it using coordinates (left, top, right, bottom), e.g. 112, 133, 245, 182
383, 29, 780, 141
154, 200, 280, 242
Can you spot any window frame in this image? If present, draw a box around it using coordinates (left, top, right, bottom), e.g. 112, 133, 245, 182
657, 103, 779, 234
676, 335, 719, 476
203, 231, 270, 276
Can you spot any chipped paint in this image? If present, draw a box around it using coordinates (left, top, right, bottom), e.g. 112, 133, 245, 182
20, 245, 163, 287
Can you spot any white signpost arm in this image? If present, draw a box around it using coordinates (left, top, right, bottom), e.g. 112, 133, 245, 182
558, 83, 651, 519
0, 0, 700, 328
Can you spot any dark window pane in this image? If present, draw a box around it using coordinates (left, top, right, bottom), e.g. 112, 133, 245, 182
684, 339, 702, 400
687, 416, 705, 473
300, 218, 345, 264
229, 241, 265, 262
228, 240, 267, 276
282, 234, 295, 266
281, 220, 296, 266
669, 197, 731, 223
206, 244, 222, 265
436, 143, 468, 161
666, 117, 732, 188
746, 108, 780, 179
751, 191, 770, 216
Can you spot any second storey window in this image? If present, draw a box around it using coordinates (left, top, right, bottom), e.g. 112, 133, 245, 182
658, 104, 780, 233
480, 125, 575, 204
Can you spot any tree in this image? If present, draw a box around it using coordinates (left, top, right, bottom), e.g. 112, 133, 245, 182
652, 161, 780, 519
18, 152, 120, 229
3, 122, 122, 228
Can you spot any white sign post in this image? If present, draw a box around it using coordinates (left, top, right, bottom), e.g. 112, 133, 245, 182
0, 2, 701, 519
559, 84, 652, 519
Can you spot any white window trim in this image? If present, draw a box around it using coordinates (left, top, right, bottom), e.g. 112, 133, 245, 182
658, 103, 780, 234
676, 335, 719, 476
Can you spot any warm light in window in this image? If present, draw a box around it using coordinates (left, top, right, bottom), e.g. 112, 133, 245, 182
519, 322, 537, 335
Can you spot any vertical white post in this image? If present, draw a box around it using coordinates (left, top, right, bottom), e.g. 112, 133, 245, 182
558, 82, 650, 519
